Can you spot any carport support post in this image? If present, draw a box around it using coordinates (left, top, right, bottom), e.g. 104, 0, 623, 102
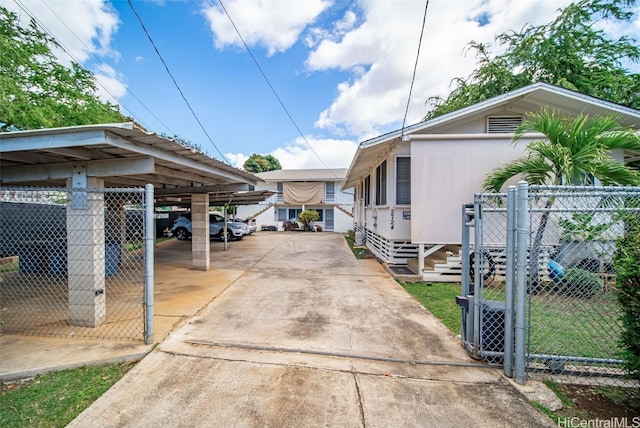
191, 193, 210, 271
66, 175, 106, 327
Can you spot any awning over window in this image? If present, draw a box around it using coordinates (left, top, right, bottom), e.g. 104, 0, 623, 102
283, 182, 324, 204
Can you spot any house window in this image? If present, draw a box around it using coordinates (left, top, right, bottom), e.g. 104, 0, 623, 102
396, 157, 411, 205
364, 175, 371, 206
277, 208, 287, 221
375, 160, 387, 205
288, 208, 302, 220
325, 181, 335, 203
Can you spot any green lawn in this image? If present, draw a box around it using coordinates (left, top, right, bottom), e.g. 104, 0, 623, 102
398, 281, 461, 334
0, 363, 134, 428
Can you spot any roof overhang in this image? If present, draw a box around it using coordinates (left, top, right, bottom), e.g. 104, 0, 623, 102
0, 122, 260, 191
154, 189, 276, 207
344, 83, 640, 188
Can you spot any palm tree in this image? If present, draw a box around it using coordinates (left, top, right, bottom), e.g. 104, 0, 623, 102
484, 109, 640, 291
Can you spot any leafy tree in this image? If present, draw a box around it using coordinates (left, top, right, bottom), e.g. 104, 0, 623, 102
0, 6, 127, 131
484, 109, 640, 290
426, 0, 640, 118
612, 209, 640, 381
243, 154, 282, 173
298, 210, 320, 231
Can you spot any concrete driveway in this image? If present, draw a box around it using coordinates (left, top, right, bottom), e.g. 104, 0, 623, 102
69, 232, 552, 427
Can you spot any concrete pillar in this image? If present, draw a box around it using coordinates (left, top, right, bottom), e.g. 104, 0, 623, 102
66, 176, 106, 327
191, 194, 210, 271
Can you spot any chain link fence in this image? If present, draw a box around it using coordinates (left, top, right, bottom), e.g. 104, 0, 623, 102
0, 187, 149, 342
461, 185, 640, 388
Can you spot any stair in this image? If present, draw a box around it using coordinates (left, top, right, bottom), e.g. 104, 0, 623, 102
411, 245, 463, 283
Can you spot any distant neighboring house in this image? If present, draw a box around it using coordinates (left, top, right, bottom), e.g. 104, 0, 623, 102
343, 82, 640, 281
236, 168, 354, 233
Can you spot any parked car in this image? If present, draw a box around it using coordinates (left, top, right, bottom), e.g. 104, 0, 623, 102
171, 213, 248, 241
233, 218, 257, 234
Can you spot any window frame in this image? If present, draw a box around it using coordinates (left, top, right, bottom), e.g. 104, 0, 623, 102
396, 156, 411, 205
375, 160, 387, 206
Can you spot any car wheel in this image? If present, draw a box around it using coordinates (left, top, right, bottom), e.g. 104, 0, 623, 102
218, 230, 232, 241
174, 227, 190, 241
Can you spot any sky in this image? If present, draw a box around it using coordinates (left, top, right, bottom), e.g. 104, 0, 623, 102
3, 0, 640, 170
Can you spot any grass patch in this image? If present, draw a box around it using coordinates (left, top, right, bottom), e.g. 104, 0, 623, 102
344, 235, 374, 259
125, 236, 174, 252
397, 281, 461, 334
0, 362, 134, 428
0, 259, 19, 273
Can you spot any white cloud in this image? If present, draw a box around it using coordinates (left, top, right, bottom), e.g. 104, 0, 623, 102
0, 0, 125, 102
201, 0, 331, 56
94, 64, 127, 104
0, 0, 120, 64
226, 136, 357, 170
306, 0, 579, 138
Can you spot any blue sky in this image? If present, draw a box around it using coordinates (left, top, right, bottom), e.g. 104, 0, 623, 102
4, 0, 639, 170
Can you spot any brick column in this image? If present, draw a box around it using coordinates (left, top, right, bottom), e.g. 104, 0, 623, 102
66, 176, 106, 327
191, 194, 210, 271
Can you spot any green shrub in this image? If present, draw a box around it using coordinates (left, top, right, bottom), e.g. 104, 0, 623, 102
613, 215, 640, 381
558, 267, 603, 298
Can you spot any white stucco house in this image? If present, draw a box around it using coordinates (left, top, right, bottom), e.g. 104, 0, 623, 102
236, 168, 354, 233
343, 83, 640, 281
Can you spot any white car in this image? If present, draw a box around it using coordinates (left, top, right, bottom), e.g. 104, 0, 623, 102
234, 218, 257, 234
171, 213, 248, 241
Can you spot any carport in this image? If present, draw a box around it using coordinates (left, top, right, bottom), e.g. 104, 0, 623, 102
0, 122, 267, 331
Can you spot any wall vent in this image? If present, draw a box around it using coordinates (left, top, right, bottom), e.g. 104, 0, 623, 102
487, 116, 523, 133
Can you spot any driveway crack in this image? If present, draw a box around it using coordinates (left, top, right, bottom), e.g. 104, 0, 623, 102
352, 368, 366, 428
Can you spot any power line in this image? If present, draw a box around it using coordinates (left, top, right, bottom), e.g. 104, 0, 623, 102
11, 0, 161, 132
30, 0, 176, 136
217, 0, 337, 176
401, 0, 430, 138
127, 0, 230, 163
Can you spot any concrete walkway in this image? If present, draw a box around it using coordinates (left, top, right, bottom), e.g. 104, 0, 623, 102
65, 232, 551, 427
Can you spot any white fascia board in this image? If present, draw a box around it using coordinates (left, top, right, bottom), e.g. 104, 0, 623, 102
0, 130, 107, 152
1, 157, 154, 183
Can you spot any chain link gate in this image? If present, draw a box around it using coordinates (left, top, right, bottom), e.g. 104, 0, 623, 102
460, 184, 640, 388
0, 186, 154, 343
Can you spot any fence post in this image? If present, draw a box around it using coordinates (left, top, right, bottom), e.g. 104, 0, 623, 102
472, 194, 483, 358
461, 203, 473, 351
144, 184, 155, 345
503, 186, 517, 378
515, 181, 529, 384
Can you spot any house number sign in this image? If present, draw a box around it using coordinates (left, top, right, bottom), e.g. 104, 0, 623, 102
390, 208, 395, 230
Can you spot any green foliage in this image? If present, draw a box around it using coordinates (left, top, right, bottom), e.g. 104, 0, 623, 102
297, 210, 320, 231
0, 363, 134, 427
398, 281, 461, 334
427, 0, 640, 118
484, 110, 640, 192
558, 213, 611, 241
243, 154, 282, 173
0, 6, 127, 131
612, 213, 640, 380
558, 267, 604, 297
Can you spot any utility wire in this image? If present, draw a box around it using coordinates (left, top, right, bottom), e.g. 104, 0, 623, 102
29, 0, 175, 135
401, 0, 430, 138
127, 0, 230, 163
217, 0, 337, 176
12, 0, 160, 132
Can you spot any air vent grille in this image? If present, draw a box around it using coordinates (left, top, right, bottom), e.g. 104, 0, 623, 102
487, 116, 523, 133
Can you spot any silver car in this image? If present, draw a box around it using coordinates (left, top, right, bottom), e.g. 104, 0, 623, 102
171, 213, 248, 241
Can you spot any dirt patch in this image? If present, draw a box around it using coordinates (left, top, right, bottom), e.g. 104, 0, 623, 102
556, 384, 640, 420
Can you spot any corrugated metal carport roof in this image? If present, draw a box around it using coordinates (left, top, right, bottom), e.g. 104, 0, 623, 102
0, 123, 273, 205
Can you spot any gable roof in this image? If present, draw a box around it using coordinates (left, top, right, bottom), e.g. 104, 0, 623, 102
257, 168, 347, 182
344, 83, 640, 188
